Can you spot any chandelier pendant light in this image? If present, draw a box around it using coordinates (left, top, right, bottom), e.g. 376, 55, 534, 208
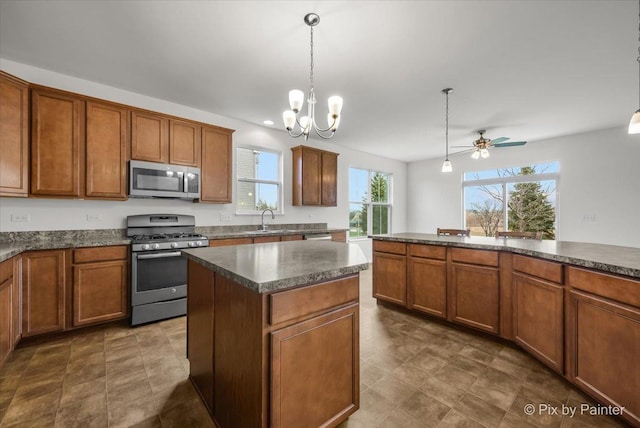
630, 0, 640, 134
441, 88, 453, 173
283, 13, 343, 140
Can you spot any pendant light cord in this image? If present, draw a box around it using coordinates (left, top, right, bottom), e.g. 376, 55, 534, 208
637, 0, 639, 107
445, 91, 449, 159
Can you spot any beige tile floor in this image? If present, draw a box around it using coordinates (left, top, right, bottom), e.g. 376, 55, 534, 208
0, 268, 630, 428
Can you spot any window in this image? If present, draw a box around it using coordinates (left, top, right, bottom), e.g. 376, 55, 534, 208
349, 168, 392, 239
236, 147, 282, 213
463, 162, 559, 239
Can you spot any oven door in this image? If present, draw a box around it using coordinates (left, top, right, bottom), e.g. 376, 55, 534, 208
131, 250, 187, 306
129, 160, 189, 198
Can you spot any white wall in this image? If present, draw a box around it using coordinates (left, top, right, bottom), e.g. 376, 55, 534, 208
0, 60, 408, 258
407, 126, 640, 248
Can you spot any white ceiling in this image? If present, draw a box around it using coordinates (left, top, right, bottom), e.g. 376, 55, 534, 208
0, 0, 636, 162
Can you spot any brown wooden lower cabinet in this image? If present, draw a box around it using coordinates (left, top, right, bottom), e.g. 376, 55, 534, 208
271, 304, 358, 428
72, 246, 128, 327
22, 250, 67, 337
448, 262, 500, 334
0, 257, 14, 365
187, 260, 359, 428
513, 272, 564, 373
407, 255, 447, 318
373, 251, 406, 305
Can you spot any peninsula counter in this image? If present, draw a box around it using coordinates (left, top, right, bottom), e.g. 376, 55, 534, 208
371, 233, 640, 427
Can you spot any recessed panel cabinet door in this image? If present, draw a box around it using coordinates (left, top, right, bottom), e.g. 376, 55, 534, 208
200, 126, 232, 203
85, 101, 129, 199
131, 110, 169, 163
170, 120, 201, 167
408, 256, 447, 318
0, 72, 29, 197
22, 250, 66, 337
73, 260, 128, 326
271, 305, 359, 428
31, 89, 84, 197
321, 151, 338, 206
372, 252, 407, 306
448, 263, 500, 334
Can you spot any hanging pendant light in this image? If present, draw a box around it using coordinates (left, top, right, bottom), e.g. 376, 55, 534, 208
630, 0, 640, 134
283, 13, 343, 140
441, 88, 453, 173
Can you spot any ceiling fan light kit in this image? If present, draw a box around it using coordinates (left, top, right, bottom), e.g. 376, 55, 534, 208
283, 13, 343, 140
441, 88, 453, 173
630, 0, 640, 134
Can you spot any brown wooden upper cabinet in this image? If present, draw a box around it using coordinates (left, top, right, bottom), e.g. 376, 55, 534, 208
131, 111, 201, 167
130, 110, 169, 163
291, 145, 338, 206
85, 101, 129, 200
31, 87, 85, 197
200, 125, 233, 203
0, 71, 29, 197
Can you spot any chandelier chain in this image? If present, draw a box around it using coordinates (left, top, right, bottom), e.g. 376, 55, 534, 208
309, 25, 314, 91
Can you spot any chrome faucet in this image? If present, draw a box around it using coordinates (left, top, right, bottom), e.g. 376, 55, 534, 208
261, 209, 275, 231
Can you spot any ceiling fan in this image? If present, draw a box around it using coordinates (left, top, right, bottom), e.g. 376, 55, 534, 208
452, 130, 527, 159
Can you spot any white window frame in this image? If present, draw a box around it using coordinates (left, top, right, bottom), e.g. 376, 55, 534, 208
462, 162, 560, 236
235, 145, 284, 215
348, 167, 393, 241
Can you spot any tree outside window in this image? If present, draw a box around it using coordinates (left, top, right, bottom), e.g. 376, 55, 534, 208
464, 162, 558, 239
349, 168, 392, 238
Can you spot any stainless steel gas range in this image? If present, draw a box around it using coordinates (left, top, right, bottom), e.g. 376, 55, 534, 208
127, 214, 209, 326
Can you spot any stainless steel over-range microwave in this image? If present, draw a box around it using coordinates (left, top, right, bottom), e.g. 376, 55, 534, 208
129, 160, 200, 200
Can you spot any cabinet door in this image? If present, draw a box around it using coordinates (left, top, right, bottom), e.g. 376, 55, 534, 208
408, 256, 447, 318
513, 273, 563, 373
301, 148, 321, 205
568, 290, 640, 423
271, 305, 359, 428
131, 110, 169, 163
73, 260, 127, 326
321, 151, 338, 206
170, 120, 201, 166
85, 101, 129, 199
31, 89, 84, 197
372, 252, 407, 305
22, 250, 66, 337
0, 272, 12, 365
0, 72, 29, 197
200, 126, 232, 203
448, 263, 500, 334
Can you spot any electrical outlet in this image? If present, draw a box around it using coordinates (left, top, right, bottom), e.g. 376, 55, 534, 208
220, 212, 232, 222
86, 214, 103, 222
11, 214, 30, 222
582, 214, 596, 222
308, 214, 314, 219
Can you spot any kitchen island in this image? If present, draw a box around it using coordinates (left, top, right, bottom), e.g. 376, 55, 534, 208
182, 240, 369, 428
371, 233, 640, 427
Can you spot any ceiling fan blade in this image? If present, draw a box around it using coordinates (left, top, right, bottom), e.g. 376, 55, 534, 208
493, 141, 527, 148
491, 137, 510, 144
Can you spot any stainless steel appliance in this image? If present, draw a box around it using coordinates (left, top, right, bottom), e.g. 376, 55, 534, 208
129, 160, 200, 200
127, 214, 209, 325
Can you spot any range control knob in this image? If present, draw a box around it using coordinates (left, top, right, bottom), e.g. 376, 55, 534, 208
142, 244, 150, 250
197, 241, 205, 246
153, 243, 160, 250
188, 241, 197, 247
170, 242, 179, 249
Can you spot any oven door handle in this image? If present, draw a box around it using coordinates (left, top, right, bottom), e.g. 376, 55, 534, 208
136, 251, 183, 260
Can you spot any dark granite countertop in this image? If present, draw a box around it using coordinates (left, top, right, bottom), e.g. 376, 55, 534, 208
370, 233, 640, 279
182, 240, 369, 293
0, 225, 347, 263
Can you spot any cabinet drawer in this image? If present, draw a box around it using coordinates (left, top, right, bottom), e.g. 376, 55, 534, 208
373, 240, 406, 255
73, 246, 128, 264
450, 247, 499, 267
567, 267, 640, 308
0, 258, 13, 284
513, 254, 563, 284
409, 244, 446, 260
269, 275, 359, 326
